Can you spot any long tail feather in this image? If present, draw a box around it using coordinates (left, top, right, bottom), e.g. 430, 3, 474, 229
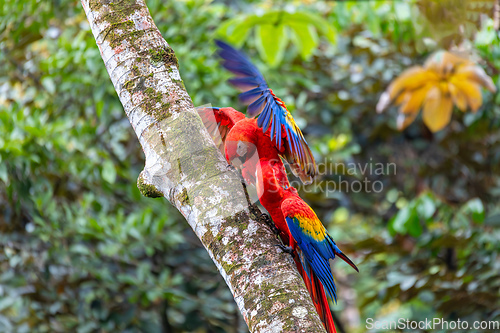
313, 273, 337, 333
329, 235, 359, 272
335, 251, 359, 273
293, 250, 337, 333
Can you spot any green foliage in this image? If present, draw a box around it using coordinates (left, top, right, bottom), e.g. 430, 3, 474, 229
213, 0, 500, 331
0, 0, 243, 332
1, 0, 500, 332
217, 10, 336, 65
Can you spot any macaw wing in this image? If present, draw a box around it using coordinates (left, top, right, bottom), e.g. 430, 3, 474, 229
197, 106, 245, 153
279, 124, 317, 185
215, 40, 317, 184
287, 215, 338, 302
281, 199, 338, 301
282, 197, 358, 302
215, 40, 267, 93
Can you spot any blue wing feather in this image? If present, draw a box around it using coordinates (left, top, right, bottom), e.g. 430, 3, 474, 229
221, 64, 255, 77
247, 95, 267, 117
239, 87, 263, 104
272, 105, 280, 147
260, 102, 272, 132
228, 77, 259, 90
286, 216, 341, 303
276, 116, 282, 149
216, 40, 267, 86
310, 248, 337, 300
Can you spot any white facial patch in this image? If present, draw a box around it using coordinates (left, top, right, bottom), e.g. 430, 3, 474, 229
236, 141, 247, 157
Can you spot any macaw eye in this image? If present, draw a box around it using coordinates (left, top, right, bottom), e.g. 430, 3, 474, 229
236, 141, 247, 157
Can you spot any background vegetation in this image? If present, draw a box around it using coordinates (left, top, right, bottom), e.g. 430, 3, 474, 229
1, 0, 499, 332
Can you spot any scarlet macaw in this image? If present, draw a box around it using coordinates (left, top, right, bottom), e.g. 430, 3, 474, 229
199, 106, 344, 332
197, 41, 359, 332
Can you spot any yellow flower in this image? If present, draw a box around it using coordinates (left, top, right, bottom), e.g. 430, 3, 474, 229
376, 51, 497, 132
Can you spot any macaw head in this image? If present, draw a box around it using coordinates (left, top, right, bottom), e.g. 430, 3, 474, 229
225, 123, 260, 184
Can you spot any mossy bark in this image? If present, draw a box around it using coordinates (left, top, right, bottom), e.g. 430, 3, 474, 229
81, 0, 326, 332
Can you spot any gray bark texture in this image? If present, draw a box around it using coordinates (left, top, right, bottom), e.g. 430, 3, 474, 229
81, 0, 327, 332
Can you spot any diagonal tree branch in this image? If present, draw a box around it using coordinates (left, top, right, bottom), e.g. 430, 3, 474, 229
81, 0, 327, 332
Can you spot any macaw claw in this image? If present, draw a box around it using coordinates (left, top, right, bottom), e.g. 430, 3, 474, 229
275, 244, 294, 255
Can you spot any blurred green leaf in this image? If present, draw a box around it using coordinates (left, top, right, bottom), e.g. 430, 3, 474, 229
216, 17, 252, 46
406, 211, 423, 237
461, 198, 485, 224
416, 193, 436, 220
101, 160, 117, 184
219, 10, 336, 66
389, 206, 411, 235
289, 23, 319, 60
255, 23, 288, 67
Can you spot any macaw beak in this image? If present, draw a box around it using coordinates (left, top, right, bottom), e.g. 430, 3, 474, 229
336, 252, 359, 273
231, 156, 244, 169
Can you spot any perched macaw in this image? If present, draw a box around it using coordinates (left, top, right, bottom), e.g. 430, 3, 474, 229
199, 39, 317, 235
256, 160, 359, 333
198, 41, 358, 333
199, 105, 344, 332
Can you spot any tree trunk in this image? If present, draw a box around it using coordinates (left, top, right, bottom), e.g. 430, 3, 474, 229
80, 0, 326, 332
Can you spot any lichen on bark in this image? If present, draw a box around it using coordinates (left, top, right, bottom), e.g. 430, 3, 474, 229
137, 171, 163, 198
149, 46, 179, 67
